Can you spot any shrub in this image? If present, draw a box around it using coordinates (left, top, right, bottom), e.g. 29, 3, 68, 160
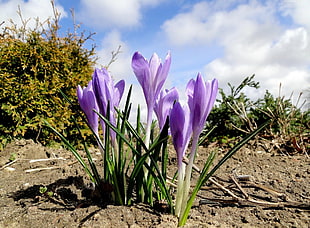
205, 75, 309, 153
205, 75, 260, 140
0, 6, 96, 149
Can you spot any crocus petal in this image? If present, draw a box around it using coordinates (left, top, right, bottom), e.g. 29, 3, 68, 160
149, 53, 161, 82
92, 68, 109, 115
170, 102, 185, 162
154, 52, 171, 98
114, 80, 125, 107
91, 68, 125, 142
186, 79, 195, 110
187, 73, 218, 137
170, 102, 191, 168
132, 52, 150, 86
131, 52, 153, 107
161, 51, 171, 80
191, 73, 207, 134
154, 87, 179, 130
76, 81, 99, 135
204, 78, 218, 117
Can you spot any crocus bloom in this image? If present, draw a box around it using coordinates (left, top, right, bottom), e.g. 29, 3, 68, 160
132, 51, 171, 146
154, 87, 179, 131
77, 80, 99, 136
92, 68, 125, 141
186, 74, 218, 138
131, 51, 171, 112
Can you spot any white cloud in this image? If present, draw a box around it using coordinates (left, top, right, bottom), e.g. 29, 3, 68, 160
162, 0, 310, 101
0, 0, 67, 29
162, 1, 279, 47
268, 27, 310, 67
161, 2, 212, 46
78, 0, 140, 29
78, 0, 163, 29
280, 0, 310, 29
96, 30, 133, 82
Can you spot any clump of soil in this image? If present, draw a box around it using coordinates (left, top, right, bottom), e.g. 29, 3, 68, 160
0, 139, 309, 227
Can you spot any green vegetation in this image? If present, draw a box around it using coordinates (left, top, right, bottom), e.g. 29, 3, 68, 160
205, 75, 309, 153
0, 6, 96, 149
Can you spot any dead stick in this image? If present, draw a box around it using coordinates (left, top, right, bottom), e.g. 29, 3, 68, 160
25, 167, 60, 173
230, 174, 249, 199
29, 157, 66, 163
246, 182, 286, 198
209, 177, 240, 199
207, 178, 287, 207
0, 159, 18, 170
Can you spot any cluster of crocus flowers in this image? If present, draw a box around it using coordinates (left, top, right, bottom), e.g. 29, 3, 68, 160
77, 68, 125, 145
131, 52, 218, 220
77, 51, 218, 225
170, 74, 218, 218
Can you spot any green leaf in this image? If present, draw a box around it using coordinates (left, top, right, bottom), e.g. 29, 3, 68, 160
44, 120, 95, 183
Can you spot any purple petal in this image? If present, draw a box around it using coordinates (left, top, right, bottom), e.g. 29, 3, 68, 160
131, 52, 153, 107
91, 68, 125, 141
154, 87, 179, 130
114, 80, 125, 107
92, 68, 109, 115
77, 85, 84, 104
170, 102, 191, 168
204, 78, 218, 117
149, 53, 161, 81
186, 78, 195, 110
154, 52, 171, 98
188, 74, 218, 136
191, 74, 208, 133
132, 52, 149, 85
76, 81, 99, 135
162, 51, 171, 78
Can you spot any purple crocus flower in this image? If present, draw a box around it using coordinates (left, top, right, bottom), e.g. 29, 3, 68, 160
131, 51, 171, 146
186, 73, 218, 138
77, 80, 99, 135
170, 102, 192, 168
131, 51, 171, 111
154, 87, 179, 131
170, 101, 192, 217
92, 68, 125, 141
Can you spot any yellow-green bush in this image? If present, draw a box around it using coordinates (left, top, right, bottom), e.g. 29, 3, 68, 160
0, 15, 96, 149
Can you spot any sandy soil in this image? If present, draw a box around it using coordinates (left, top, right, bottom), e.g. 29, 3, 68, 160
0, 139, 309, 227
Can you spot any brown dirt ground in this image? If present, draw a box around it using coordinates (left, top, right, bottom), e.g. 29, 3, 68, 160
0, 139, 309, 228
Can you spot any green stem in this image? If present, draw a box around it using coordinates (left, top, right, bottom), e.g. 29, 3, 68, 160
179, 133, 199, 220
145, 107, 153, 148
175, 162, 185, 217
142, 106, 153, 202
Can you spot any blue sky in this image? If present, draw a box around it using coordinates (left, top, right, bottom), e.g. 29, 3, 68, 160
1, 0, 309, 117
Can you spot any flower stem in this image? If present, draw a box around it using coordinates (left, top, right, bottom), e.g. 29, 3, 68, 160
145, 106, 153, 148
179, 133, 199, 220
175, 162, 185, 217
141, 106, 153, 202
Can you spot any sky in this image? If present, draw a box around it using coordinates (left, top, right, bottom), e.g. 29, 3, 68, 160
1, 0, 309, 119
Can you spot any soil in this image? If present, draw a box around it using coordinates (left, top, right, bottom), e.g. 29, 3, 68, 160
0, 139, 309, 228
